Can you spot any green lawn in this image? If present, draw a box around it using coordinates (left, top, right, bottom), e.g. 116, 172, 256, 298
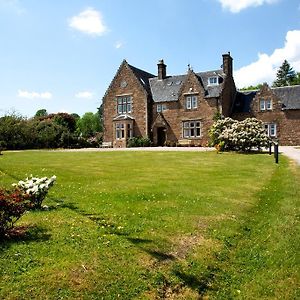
0, 150, 299, 299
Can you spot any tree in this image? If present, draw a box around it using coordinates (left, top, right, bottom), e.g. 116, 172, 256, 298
291, 72, 300, 86
239, 83, 263, 91
35, 109, 48, 118
273, 60, 296, 87
76, 112, 102, 138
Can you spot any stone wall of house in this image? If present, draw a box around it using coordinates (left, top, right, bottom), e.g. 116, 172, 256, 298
102, 62, 150, 147
151, 71, 219, 146
235, 84, 300, 145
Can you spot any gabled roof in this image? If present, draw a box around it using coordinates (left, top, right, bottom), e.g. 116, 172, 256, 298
234, 85, 300, 112
102, 60, 155, 102
128, 64, 155, 94
149, 69, 225, 103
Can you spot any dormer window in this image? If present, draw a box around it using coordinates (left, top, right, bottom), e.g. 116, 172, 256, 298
208, 77, 218, 86
117, 96, 132, 114
260, 98, 272, 111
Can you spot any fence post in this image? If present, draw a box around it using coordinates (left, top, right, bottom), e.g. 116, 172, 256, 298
274, 142, 279, 164
269, 142, 272, 155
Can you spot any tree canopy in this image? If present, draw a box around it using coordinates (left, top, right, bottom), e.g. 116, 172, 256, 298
273, 60, 296, 87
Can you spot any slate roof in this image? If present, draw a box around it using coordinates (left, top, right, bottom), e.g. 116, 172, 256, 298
234, 85, 300, 112
128, 64, 155, 94
272, 85, 300, 110
149, 74, 186, 102
149, 69, 225, 103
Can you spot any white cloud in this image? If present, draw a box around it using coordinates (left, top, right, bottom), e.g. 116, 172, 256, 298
68, 8, 107, 36
218, 0, 278, 13
234, 30, 300, 88
75, 91, 94, 99
0, 0, 26, 15
115, 41, 123, 49
18, 90, 52, 99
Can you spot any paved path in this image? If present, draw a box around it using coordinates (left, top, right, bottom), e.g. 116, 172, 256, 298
280, 146, 300, 165
54, 147, 215, 152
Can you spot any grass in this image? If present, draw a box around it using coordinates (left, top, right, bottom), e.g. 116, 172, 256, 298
0, 150, 299, 299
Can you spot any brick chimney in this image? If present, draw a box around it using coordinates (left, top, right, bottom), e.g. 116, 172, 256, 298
157, 59, 166, 80
222, 52, 233, 76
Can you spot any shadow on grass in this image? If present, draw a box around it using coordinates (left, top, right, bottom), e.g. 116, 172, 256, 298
173, 268, 216, 296
0, 225, 51, 250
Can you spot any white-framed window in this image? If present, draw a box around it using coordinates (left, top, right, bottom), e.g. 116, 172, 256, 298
116, 123, 125, 139
260, 99, 272, 111
116, 123, 133, 139
157, 104, 167, 113
185, 95, 197, 110
183, 120, 201, 138
208, 77, 218, 86
117, 96, 132, 114
264, 123, 277, 137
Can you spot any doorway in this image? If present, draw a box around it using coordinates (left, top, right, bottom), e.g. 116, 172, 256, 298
157, 127, 166, 146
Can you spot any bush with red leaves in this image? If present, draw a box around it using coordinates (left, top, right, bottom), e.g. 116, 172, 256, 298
0, 188, 31, 236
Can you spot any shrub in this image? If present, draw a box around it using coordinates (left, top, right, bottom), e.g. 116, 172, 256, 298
209, 117, 270, 152
0, 141, 6, 155
0, 188, 30, 236
13, 176, 56, 209
127, 137, 152, 148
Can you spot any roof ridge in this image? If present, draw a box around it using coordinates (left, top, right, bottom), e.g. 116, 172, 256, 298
271, 84, 300, 90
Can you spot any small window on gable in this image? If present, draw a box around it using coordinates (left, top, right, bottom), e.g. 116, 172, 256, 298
208, 77, 218, 86
260, 98, 272, 111
157, 104, 167, 113
185, 95, 197, 110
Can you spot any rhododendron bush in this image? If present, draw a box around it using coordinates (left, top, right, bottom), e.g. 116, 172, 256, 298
0, 175, 56, 236
210, 117, 270, 151
13, 175, 56, 209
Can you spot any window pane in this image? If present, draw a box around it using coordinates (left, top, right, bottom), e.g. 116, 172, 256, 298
260, 100, 265, 111
196, 128, 201, 137
270, 124, 276, 136
190, 122, 195, 127
266, 99, 271, 109
184, 129, 189, 137
127, 103, 132, 113
264, 124, 269, 134
186, 97, 191, 109
190, 128, 194, 137
118, 104, 122, 114
192, 96, 197, 108
196, 122, 200, 127
157, 104, 161, 112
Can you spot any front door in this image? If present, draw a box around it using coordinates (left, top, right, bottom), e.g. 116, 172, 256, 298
157, 127, 166, 146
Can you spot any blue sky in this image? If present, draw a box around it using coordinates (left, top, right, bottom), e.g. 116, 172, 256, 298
0, 0, 300, 117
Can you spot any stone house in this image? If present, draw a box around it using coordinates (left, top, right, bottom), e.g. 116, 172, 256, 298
102, 53, 300, 147
233, 84, 300, 145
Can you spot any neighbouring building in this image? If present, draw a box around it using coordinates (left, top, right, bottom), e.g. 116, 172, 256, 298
102, 53, 300, 147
